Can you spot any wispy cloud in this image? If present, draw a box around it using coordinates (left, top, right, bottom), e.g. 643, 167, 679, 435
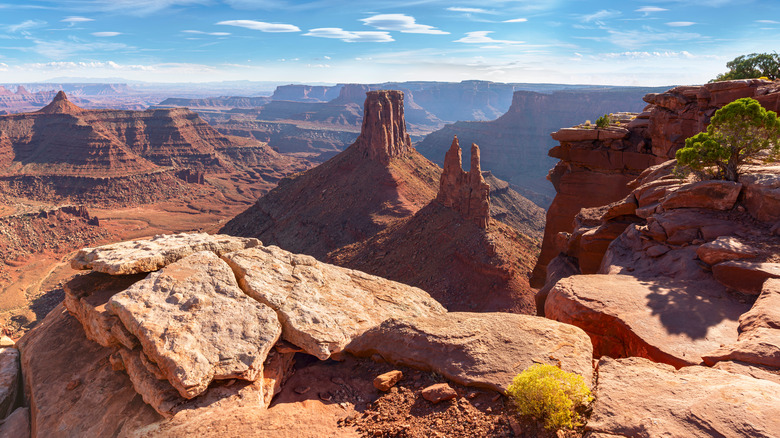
636, 6, 668, 14
361, 14, 448, 35
29, 39, 132, 59
446, 7, 492, 14
304, 28, 393, 43
216, 20, 300, 32
602, 51, 697, 59
604, 28, 702, 48
73, 0, 209, 16
222, 0, 287, 9
667, 21, 696, 27
61, 16, 94, 26
503, 18, 528, 23
579, 10, 621, 25
6, 19, 47, 34
92, 31, 122, 37
454, 31, 523, 45
183, 30, 231, 36
756, 20, 779, 24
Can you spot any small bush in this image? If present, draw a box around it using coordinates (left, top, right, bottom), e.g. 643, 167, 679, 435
595, 114, 609, 128
506, 364, 593, 431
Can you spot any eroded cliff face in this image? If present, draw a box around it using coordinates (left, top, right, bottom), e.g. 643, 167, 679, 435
353, 91, 414, 164
531, 79, 780, 287
436, 137, 490, 229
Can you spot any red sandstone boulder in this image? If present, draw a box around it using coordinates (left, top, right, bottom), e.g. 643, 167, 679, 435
696, 236, 758, 266
0, 348, 20, 420
660, 180, 742, 211
421, 383, 457, 404
740, 167, 780, 223
546, 275, 749, 367
712, 260, 780, 294
587, 357, 780, 437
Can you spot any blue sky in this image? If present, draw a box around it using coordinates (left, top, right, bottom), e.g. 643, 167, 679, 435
0, 0, 778, 85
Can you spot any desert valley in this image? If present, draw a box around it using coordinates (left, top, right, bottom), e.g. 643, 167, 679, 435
1, 1, 780, 437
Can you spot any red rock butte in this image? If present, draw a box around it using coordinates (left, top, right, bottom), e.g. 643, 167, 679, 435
354, 90, 413, 163
436, 136, 491, 229
36, 91, 84, 115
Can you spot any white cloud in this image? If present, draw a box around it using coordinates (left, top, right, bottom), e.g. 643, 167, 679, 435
216, 20, 300, 32
79, 0, 209, 16
667, 21, 696, 27
222, 0, 287, 9
6, 20, 47, 33
29, 39, 132, 59
92, 31, 121, 37
361, 14, 448, 35
454, 31, 523, 45
503, 18, 528, 23
183, 30, 231, 36
605, 28, 702, 48
636, 6, 668, 13
61, 16, 94, 25
756, 20, 780, 24
304, 28, 393, 42
602, 51, 696, 59
0, 62, 7, 71
580, 10, 621, 24
446, 7, 491, 13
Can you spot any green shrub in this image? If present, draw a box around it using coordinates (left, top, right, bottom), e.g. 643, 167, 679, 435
675, 97, 780, 181
595, 114, 609, 128
711, 52, 780, 82
506, 364, 593, 430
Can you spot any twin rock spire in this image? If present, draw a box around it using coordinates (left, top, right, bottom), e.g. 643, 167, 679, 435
436, 136, 491, 229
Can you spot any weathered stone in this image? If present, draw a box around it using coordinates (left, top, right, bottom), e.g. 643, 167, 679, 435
373, 370, 403, 392
546, 275, 749, 367
550, 128, 599, 142
0, 337, 13, 348
702, 328, 780, 368
72, 232, 261, 275
109, 251, 282, 399
660, 180, 742, 211
588, 357, 780, 438
223, 245, 446, 360
0, 407, 29, 438
436, 137, 491, 228
712, 260, 780, 295
739, 278, 780, 333
63, 271, 145, 348
741, 168, 780, 223
0, 348, 19, 420
16, 306, 161, 438
346, 312, 593, 392
353, 90, 413, 164
696, 236, 758, 266
421, 383, 457, 404
712, 361, 780, 385
653, 209, 742, 245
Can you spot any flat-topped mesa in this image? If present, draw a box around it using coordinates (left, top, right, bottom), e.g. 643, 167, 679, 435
436, 136, 490, 228
353, 90, 413, 163
37, 91, 83, 114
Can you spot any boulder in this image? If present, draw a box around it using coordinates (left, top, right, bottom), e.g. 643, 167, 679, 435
72, 233, 261, 275
373, 370, 403, 392
738, 278, 780, 333
223, 246, 446, 360
712, 361, 780, 385
696, 236, 758, 266
108, 251, 282, 399
702, 328, 780, 368
421, 383, 457, 404
741, 168, 780, 223
0, 407, 29, 438
0, 348, 19, 420
712, 260, 780, 295
550, 127, 599, 142
546, 275, 749, 367
660, 180, 742, 211
346, 312, 593, 392
587, 357, 780, 437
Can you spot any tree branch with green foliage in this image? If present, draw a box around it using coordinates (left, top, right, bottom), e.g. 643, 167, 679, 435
711, 52, 780, 82
675, 97, 780, 181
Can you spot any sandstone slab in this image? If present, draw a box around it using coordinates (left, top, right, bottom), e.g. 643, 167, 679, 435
712, 260, 780, 295
72, 232, 261, 275
696, 236, 758, 266
0, 348, 19, 420
702, 328, 780, 368
660, 180, 742, 211
0, 407, 29, 438
712, 361, 780, 385
223, 246, 446, 360
589, 357, 780, 437
546, 275, 749, 367
741, 169, 780, 223
109, 251, 282, 399
346, 312, 593, 392
739, 278, 780, 333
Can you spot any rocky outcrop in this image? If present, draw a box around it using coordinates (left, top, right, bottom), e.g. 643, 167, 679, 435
587, 357, 780, 437
533, 80, 780, 286
436, 137, 490, 228
72, 232, 260, 275
346, 312, 593, 392
0, 348, 20, 420
546, 275, 749, 368
353, 90, 413, 164
223, 245, 446, 360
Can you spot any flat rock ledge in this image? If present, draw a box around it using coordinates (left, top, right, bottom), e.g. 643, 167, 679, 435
71, 232, 261, 275
346, 312, 594, 392
223, 245, 447, 360
546, 274, 750, 367
588, 357, 780, 438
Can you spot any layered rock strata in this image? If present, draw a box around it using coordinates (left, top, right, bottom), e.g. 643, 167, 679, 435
353, 90, 413, 163
436, 136, 490, 228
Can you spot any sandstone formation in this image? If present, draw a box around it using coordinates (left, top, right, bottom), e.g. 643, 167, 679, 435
353, 91, 414, 163
421, 383, 457, 404
373, 370, 403, 392
533, 79, 780, 286
436, 136, 490, 228
587, 357, 780, 437
223, 245, 446, 360
546, 275, 749, 367
72, 232, 261, 275
0, 407, 30, 437
0, 348, 19, 420
346, 312, 593, 392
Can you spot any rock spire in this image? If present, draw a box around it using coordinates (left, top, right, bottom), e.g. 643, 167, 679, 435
436, 136, 490, 228
37, 91, 83, 114
354, 90, 413, 163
